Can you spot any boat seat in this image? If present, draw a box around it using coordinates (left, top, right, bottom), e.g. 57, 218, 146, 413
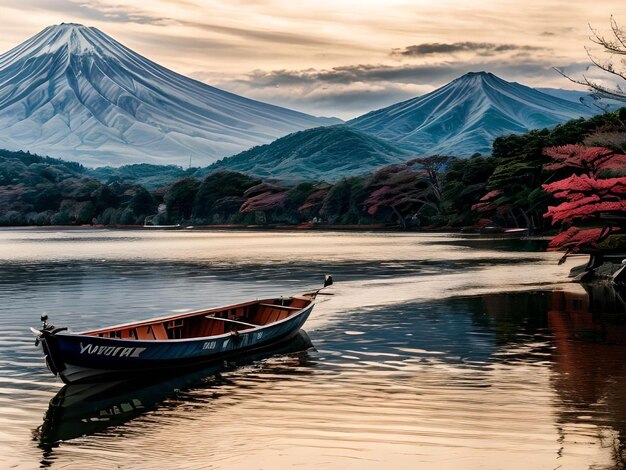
258, 308, 289, 325
289, 298, 309, 308
196, 319, 224, 337
136, 323, 168, 340
120, 329, 136, 339
150, 324, 168, 340
258, 303, 301, 311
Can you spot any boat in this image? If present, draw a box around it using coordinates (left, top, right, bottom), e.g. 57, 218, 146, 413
480, 226, 530, 237
35, 331, 313, 447
32, 276, 332, 384
141, 223, 182, 229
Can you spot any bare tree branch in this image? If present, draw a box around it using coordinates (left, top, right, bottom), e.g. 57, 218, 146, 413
589, 23, 626, 55
553, 66, 626, 101
558, 18, 626, 103
584, 46, 626, 81
611, 15, 626, 50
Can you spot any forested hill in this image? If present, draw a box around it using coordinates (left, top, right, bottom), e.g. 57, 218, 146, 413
206, 125, 413, 181
88, 164, 196, 190
0, 149, 159, 225
0, 109, 624, 230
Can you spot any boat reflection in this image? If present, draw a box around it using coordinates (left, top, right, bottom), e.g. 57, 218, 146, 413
34, 330, 314, 448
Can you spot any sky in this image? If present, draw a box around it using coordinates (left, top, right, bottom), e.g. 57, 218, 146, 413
0, 0, 624, 119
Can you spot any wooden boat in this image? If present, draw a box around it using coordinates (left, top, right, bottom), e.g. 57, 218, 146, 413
32, 277, 331, 384
35, 331, 313, 446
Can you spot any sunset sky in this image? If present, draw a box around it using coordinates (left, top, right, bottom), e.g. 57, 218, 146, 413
1, 0, 625, 118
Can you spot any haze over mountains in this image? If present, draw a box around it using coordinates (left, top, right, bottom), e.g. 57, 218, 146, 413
349, 72, 596, 157
0, 23, 338, 166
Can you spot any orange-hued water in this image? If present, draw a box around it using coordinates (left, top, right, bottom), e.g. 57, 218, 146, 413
0, 228, 624, 469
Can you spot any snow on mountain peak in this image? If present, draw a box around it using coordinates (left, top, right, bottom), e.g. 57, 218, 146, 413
47, 25, 96, 55
349, 72, 596, 157
0, 24, 339, 166
8, 23, 116, 59
451, 71, 504, 89
458, 71, 493, 79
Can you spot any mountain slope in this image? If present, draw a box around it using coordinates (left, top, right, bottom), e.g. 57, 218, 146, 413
207, 125, 412, 181
349, 72, 596, 156
0, 23, 339, 166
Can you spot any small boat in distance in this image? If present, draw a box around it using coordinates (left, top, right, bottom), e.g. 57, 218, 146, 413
142, 223, 182, 229
32, 276, 332, 384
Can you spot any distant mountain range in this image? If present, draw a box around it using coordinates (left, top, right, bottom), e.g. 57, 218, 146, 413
207, 72, 606, 180
0, 23, 338, 166
0, 23, 616, 176
348, 72, 596, 156
537, 88, 624, 111
208, 125, 412, 181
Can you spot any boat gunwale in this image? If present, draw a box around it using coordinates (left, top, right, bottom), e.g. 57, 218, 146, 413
56, 298, 316, 344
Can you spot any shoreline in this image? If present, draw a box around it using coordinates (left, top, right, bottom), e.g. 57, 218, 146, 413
0, 223, 553, 239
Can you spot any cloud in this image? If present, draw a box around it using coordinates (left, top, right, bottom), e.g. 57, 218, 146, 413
192, 59, 590, 120
214, 80, 427, 119
228, 60, 571, 89
71, 1, 170, 24
3, 0, 601, 122
19, 0, 170, 25
228, 63, 464, 88
390, 42, 547, 57
176, 20, 347, 49
38, 1, 352, 50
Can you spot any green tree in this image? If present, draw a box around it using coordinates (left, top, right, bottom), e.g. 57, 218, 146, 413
192, 171, 259, 220
128, 186, 157, 218
164, 177, 200, 222
441, 156, 497, 226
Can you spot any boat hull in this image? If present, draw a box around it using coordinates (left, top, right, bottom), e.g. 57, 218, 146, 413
36, 331, 313, 446
41, 303, 314, 384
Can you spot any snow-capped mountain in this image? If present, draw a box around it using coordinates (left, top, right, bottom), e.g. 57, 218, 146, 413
0, 23, 339, 166
349, 72, 596, 156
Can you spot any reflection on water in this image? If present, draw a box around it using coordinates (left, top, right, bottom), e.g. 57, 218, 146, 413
36, 331, 314, 449
549, 285, 626, 468
0, 229, 625, 469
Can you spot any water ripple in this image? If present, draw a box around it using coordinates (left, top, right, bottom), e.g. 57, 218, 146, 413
0, 230, 623, 469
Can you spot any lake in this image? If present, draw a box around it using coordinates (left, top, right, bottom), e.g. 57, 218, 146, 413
0, 228, 625, 469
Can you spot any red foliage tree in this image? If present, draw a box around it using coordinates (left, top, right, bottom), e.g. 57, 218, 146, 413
239, 183, 288, 214
298, 188, 329, 216
543, 144, 626, 176
362, 163, 432, 228
471, 190, 503, 213
240, 192, 288, 213
543, 174, 626, 224
542, 145, 626, 253
547, 227, 617, 252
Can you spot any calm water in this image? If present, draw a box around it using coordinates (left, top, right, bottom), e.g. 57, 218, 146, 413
0, 229, 625, 469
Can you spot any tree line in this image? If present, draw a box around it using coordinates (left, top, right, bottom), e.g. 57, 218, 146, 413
0, 108, 625, 231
